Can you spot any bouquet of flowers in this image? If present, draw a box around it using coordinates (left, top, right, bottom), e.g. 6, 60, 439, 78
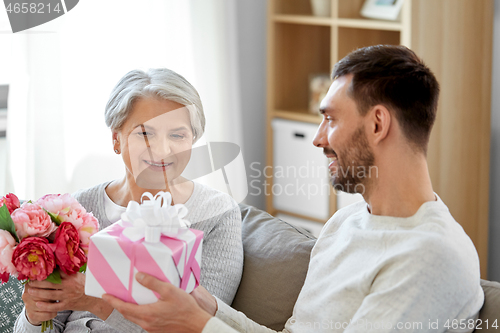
0, 193, 99, 332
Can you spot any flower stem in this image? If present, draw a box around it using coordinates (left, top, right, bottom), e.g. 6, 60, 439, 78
41, 319, 53, 332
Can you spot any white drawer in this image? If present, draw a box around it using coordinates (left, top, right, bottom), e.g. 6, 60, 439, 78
271, 119, 330, 220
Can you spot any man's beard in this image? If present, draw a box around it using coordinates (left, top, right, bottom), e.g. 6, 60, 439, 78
327, 126, 375, 194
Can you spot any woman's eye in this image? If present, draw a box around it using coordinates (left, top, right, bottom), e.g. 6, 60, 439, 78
171, 134, 185, 139
137, 131, 152, 137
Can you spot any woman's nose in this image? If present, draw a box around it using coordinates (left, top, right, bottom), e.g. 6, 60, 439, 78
151, 136, 172, 158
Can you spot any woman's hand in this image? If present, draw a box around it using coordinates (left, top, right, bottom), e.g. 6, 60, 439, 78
103, 272, 212, 333
22, 284, 58, 326
25, 272, 114, 320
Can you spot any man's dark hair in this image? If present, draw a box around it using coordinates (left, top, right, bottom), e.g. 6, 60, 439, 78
332, 45, 440, 152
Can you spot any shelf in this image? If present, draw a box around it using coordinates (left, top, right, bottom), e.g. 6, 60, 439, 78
273, 110, 322, 124
337, 0, 403, 23
338, 0, 365, 19
273, 0, 316, 16
272, 15, 403, 32
338, 27, 400, 60
335, 18, 402, 31
274, 14, 333, 26
273, 23, 330, 111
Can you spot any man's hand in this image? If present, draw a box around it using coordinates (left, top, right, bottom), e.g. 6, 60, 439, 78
102, 272, 213, 333
190, 285, 218, 316
25, 272, 114, 320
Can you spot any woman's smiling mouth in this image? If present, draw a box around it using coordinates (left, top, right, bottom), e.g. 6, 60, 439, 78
144, 160, 174, 169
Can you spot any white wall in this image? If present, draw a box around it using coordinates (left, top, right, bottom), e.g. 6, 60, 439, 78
0, 11, 11, 195
235, 0, 267, 210
488, 0, 500, 283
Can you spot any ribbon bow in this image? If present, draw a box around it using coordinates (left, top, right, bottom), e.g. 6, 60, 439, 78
120, 191, 191, 243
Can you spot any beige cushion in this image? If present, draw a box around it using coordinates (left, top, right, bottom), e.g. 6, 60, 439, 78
231, 204, 317, 331
476, 279, 500, 332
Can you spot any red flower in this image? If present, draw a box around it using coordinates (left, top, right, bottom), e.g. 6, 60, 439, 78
0, 193, 20, 214
12, 237, 55, 281
0, 272, 9, 284
51, 222, 86, 275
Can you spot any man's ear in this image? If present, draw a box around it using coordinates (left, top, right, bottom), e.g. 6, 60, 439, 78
368, 105, 391, 146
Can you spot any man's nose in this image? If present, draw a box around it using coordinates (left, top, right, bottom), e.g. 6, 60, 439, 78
312, 120, 327, 148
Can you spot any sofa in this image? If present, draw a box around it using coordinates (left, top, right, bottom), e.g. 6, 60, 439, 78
1, 204, 499, 333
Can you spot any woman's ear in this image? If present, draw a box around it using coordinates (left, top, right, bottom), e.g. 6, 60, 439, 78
368, 105, 391, 146
112, 131, 120, 154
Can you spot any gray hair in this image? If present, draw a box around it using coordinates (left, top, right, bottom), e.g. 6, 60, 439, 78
105, 68, 205, 143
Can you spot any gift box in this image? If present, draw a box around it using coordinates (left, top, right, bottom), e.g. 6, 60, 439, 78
84, 192, 203, 304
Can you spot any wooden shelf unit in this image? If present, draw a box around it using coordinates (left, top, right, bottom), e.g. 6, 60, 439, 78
266, 0, 493, 278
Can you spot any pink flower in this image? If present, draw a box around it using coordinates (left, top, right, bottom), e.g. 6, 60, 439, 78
12, 237, 55, 281
11, 203, 57, 239
51, 222, 86, 275
36, 194, 87, 228
78, 213, 98, 255
0, 230, 17, 276
36, 193, 98, 254
0, 193, 20, 214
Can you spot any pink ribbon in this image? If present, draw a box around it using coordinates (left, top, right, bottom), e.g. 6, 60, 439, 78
100, 222, 202, 303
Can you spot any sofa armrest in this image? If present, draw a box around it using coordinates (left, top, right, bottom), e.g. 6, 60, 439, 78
475, 279, 500, 332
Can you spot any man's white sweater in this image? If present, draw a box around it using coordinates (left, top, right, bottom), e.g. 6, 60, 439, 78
204, 195, 484, 333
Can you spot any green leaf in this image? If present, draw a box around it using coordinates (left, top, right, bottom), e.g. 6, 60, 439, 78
44, 210, 61, 226
79, 263, 87, 273
0, 204, 19, 242
45, 269, 62, 284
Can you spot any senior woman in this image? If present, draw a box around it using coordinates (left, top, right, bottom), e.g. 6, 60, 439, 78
14, 68, 244, 332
